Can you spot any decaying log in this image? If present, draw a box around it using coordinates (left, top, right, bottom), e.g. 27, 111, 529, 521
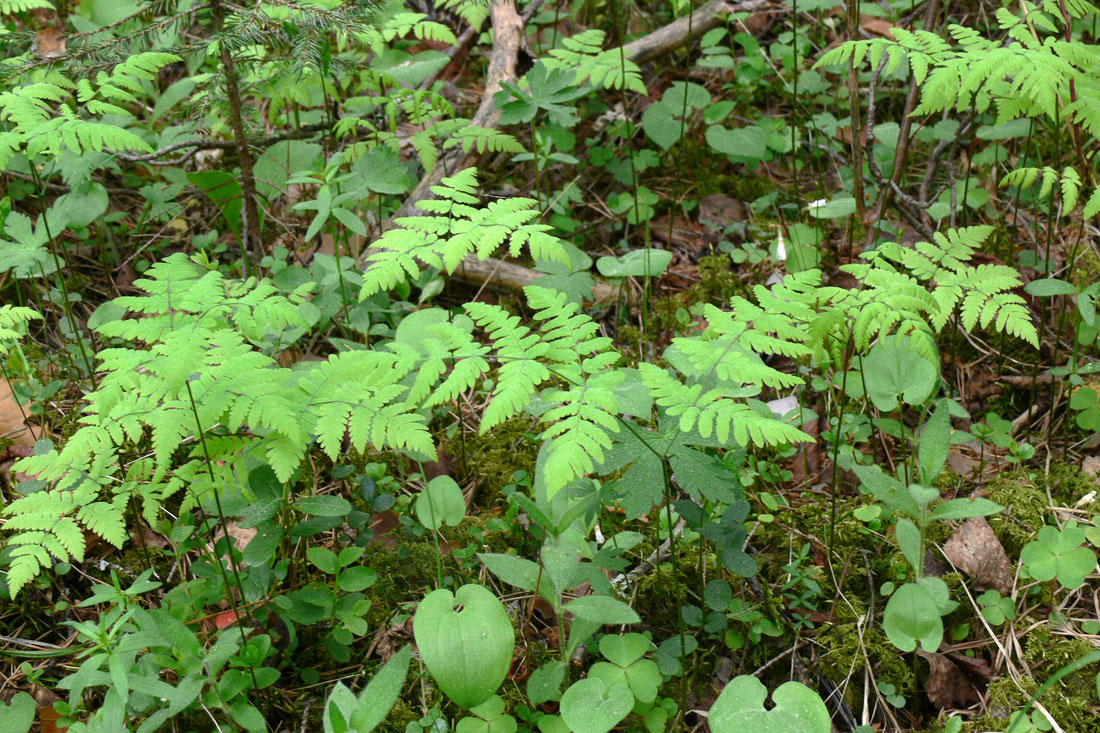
453, 255, 616, 301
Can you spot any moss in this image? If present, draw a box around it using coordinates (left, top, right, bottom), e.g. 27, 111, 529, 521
816, 620, 914, 710
457, 416, 540, 502
986, 473, 1048, 554
376, 697, 420, 733
966, 627, 1098, 732
1039, 461, 1098, 508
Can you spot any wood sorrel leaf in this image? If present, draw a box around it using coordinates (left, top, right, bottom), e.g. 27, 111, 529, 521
709, 676, 831, 732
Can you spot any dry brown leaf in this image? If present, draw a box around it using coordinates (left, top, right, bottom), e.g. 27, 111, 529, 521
0, 381, 39, 450
32, 27, 67, 59
699, 194, 750, 229
861, 16, 898, 38
1081, 455, 1100, 476
942, 517, 1014, 595
919, 650, 986, 709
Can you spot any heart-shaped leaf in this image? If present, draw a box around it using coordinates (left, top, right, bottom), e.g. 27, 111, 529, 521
414, 475, 466, 530
596, 248, 672, 278
413, 584, 515, 709
559, 678, 633, 733
709, 676, 831, 732
883, 582, 943, 653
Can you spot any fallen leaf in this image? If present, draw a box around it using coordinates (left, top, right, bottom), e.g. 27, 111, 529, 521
942, 517, 1014, 595
1081, 455, 1100, 476
32, 27, 67, 59
0, 381, 40, 449
698, 194, 750, 229
919, 650, 986, 709
861, 16, 898, 38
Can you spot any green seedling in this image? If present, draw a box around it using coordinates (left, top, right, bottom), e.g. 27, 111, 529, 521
323, 646, 411, 733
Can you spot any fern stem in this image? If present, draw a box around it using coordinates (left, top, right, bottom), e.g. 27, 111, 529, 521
28, 168, 98, 392
660, 457, 688, 718
183, 380, 260, 689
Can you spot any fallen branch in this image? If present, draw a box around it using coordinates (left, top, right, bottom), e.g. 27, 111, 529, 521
370, 0, 756, 300
454, 255, 616, 300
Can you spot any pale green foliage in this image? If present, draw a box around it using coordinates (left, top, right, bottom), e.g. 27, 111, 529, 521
543, 30, 646, 94
0, 305, 39, 353
0, 52, 183, 168
444, 125, 525, 156
466, 286, 622, 494
360, 168, 571, 297
357, 11, 456, 51
816, 1, 1100, 220
0, 0, 53, 12
876, 226, 1038, 347
2, 254, 439, 596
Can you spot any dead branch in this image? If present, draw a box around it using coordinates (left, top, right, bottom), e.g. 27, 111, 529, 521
373, 0, 758, 300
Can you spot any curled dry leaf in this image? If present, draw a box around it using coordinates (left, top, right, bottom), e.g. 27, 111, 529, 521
919, 650, 989, 710
942, 516, 1014, 595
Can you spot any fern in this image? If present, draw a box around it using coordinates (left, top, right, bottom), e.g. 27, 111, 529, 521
876, 226, 1038, 346
0, 305, 39, 351
542, 30, 647, 94
360, 168, 570, 297
0, 0, 54, 12
2, 254, 443, 596
463, 286, 622, 495
443, 125, 525, 156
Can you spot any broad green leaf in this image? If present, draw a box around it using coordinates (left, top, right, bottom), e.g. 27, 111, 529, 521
895, 519, 922, 573
559, 679, 632, 733
918, 401, 952, 484
0, 692, 35, 733
347, 645, 412, 732
414, 585, 515, 709
295, 496, 353, 517
527, 661, 567, 704
414, 475, 466, 530
1025, 278, 1077, 297
253, 140, 323, 201
883, 582, 943, 653
563, 595, 640, 625
642, 101, 682, 150
596, 248, 673, 278
351, 145, 410, 195
861, 334, 939, 412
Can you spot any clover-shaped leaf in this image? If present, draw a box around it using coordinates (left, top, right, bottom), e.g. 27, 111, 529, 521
709, 675, 831, 732
883, 582, 943, 653
559, 678, 633, 733
456, 696, 517, 733
1020, 523, 1097, 590
1070, 387, 1100, 432
588, 633, 662, 703
413, 584, 515, 709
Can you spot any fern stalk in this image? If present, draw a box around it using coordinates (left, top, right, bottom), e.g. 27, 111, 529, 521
184, 379, 260, 689
28, 166, 98, 391
211, 0, 263, 269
